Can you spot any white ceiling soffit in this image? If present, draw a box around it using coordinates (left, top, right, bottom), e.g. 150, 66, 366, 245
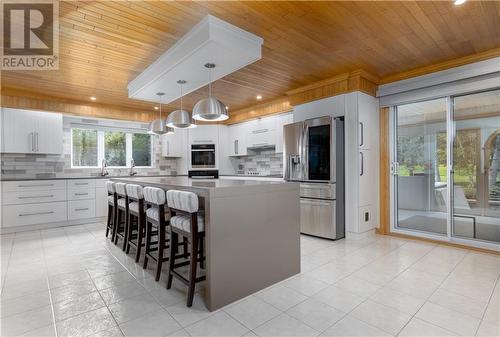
127, 15, 264, 104
377, 57, 500, 107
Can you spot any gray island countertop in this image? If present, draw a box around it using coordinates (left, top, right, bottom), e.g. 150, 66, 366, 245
111, 176, 300, 311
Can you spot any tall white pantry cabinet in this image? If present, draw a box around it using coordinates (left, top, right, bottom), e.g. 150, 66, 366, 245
293, 91, 380, 235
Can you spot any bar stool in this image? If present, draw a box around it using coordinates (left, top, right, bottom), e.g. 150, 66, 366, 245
143, 187, 172, 281
105, 181, 117, 240
114, 182, 128, 250
166, 190, 206, 307
125, 184, 146, 262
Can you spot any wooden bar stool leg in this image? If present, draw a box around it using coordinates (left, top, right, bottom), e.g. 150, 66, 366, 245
122, 209, 130, 251
155, 224, 165, 281
166, 230, 178, 290
106, 204, 112, 237
125, 214, 133, 254
114, 209, 122, 245
199, 235, 205, 269
143, 221, 152, 269
135, 212, 145, 263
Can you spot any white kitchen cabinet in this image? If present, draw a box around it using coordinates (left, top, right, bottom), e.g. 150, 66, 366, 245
1, 108, 63, 154
3, 202, 67, 227
358, 93, 379, 150
188, 125, 219, 144
228, 124, 248, 156
95, 179, 109, 217
68, 200, 96, 220
246, 116, 277, 149
275, 113, 293, 153
161, 130, 186, 157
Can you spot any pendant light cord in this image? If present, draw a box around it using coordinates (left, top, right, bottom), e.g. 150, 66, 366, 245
208, 66, 212, 99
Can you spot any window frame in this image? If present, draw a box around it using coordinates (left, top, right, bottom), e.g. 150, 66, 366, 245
71, 127, 154, 169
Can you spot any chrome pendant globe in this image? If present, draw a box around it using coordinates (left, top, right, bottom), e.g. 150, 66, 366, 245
166, 80, 196, 129
148, 92, 173, 135
192, 97, 228, 121
148, 119, 173, 135
192, 63, 228, 122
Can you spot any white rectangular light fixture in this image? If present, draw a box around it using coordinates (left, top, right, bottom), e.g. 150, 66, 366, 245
128, 15, 264, 104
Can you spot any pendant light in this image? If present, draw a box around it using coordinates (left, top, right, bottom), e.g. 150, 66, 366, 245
166, 80, 196, 129
192, 63, 228, 122
149, 92, 173, 135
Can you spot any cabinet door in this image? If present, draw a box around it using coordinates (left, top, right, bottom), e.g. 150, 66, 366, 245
358, 149, 376, 207
161, 130, 184, 157
358, 94, 379, 150
34, 111, 63, 154
1, 108, 36, 153
275, 113, 293, 153
228, 124, 247, 156
95, 187, 108, 217
188, 125, 219, 144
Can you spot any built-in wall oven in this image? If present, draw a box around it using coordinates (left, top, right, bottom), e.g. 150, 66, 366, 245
283, 116, 345, 240
191, 144, 216, 169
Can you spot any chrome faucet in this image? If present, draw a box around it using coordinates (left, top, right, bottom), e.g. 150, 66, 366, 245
101, 159, 109, 176
129, 159, 137, 176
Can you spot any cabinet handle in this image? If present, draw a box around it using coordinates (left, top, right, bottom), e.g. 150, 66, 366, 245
252, 129, 269, 134
74, 192, 89, 196
36, 132, 39, 152
235, 140, 238, 154
360, 152, 364, 176
167, 141, 170, 155
74, 182, 88, 185
75, 208, 89, 211
252, 143, 269, 147
18, 183, 54, 187
359, 122, 364, 147
19, 211, 54, 217
18, 195, 54, 199
30, 133, 33, 152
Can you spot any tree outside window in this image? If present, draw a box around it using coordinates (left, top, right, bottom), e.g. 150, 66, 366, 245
72, 128, 98, 167
132, 133, 152, 167
105, 131, 126, 167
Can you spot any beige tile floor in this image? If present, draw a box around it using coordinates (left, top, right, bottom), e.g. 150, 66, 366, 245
1, 222, 499, 337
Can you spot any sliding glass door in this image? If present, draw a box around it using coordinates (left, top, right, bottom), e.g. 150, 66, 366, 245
392, 89, 500, 247
394, 98, 448, 236
452, 90, 500, 243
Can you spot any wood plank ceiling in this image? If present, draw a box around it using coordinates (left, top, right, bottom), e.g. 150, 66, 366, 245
2, 1, 500, 116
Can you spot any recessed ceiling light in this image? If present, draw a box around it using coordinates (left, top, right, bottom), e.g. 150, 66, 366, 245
225, 106, 229, 110
154, 106, 159, 110
256, 95, 262, 100
454, 0, 466, 5
90, 96, 97, 101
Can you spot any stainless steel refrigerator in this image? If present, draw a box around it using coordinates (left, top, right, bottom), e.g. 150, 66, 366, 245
283, 116, 345, 240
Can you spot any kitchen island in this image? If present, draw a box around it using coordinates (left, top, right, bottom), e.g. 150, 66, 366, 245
111, 176, 300, 311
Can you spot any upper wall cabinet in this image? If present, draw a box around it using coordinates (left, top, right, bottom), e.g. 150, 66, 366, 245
228, 123, 248, 156
1, 108, 63, 154
275, 114, 294, 153
188, 125, 219, 145
161, 129, 187, 157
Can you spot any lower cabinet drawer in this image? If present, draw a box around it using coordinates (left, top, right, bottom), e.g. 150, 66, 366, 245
2, 189, 67, 205
68, 200, 96, 220
2, 202, 67, 227
67, 188, 95, 201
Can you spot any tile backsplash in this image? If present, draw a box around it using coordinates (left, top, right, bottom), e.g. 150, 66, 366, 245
233, 150, 283, 176
0, 116, 177, 180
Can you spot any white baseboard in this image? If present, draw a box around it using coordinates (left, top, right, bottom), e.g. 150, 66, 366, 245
0, 217, 106, 234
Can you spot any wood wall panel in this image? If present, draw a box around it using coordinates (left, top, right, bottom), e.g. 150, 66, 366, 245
286, 70, 379, 106
1, 88, 153, 122
225, 97, 292, 124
